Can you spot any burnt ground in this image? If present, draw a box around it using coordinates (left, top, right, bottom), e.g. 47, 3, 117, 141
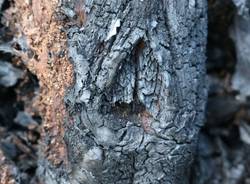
0, 1, 41, 183
193, 0, 250, 183
0, 0, 250, 184
0, 67, 41, 183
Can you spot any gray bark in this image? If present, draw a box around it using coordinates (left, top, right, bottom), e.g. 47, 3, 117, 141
39, 0, 207, 184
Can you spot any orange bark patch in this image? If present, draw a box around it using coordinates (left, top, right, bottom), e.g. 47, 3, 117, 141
139, 111, 154, 133
74, 0, 87, 27
4, 0, 74, 167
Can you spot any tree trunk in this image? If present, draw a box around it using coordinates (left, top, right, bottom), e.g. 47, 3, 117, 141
4, 0, 207, 183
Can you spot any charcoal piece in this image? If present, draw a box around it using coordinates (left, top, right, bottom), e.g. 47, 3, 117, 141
231, 0, 250, 100
14, 111, 37, 128
207, 76, 225, 95
206, 96, 241, 125
0, 0, 4, 10
0, 61, 23, 87
239, 121, 250, 145
1, 141, 18, 160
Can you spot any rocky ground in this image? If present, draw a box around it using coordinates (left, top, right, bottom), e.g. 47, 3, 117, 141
0, 0, 250, 183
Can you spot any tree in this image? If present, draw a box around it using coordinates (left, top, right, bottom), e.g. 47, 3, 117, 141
2, 0, 207, 183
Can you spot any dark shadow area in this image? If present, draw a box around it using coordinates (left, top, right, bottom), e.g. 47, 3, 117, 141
192, 0, 250, 183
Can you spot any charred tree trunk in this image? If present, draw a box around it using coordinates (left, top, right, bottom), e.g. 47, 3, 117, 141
1, 0, 207, 184
52, 1, 207, 183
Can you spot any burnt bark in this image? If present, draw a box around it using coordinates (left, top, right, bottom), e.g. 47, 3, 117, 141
0, 0, 207, 183
37, 0, 208, 184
